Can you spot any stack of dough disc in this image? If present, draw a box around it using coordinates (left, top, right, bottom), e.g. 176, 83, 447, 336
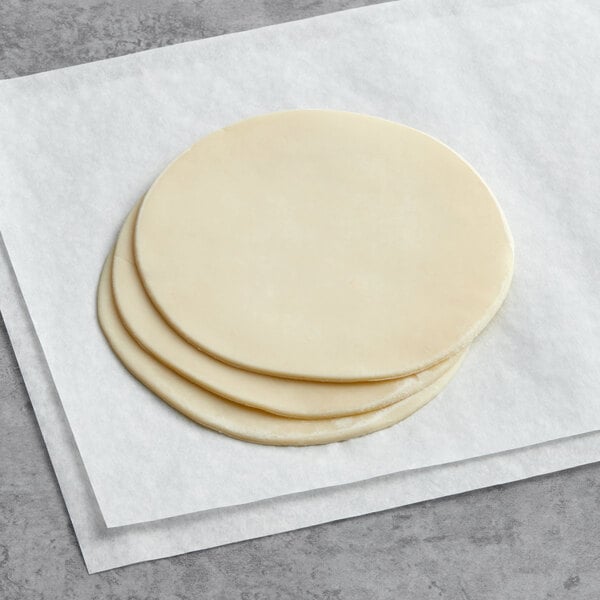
97, 110, 513, 446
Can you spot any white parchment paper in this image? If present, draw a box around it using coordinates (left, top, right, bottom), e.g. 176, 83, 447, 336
4, 234, 600, 573
1, 0, 599, 529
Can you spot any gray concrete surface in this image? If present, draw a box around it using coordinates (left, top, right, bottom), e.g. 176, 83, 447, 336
1, 1, 600, 598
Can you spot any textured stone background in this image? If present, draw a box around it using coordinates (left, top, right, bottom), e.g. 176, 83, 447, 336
1, 1, 600, 598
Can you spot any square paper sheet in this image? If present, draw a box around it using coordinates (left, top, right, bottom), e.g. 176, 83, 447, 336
1, 0, 599, 535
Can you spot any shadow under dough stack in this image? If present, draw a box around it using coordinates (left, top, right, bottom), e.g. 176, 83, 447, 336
97, 110, 514, 445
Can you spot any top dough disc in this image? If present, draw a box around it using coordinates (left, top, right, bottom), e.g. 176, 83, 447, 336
135, 110, 513, 382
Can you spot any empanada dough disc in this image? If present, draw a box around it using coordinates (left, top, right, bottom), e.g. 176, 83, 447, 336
135, 110, 513, 382
113, 204, 461, 419
99, 254, 465, 446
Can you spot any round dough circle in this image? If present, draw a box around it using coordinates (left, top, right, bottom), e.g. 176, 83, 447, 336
99, 253, 464, 445
114, 203, 462, 419
135, 110, 513, 382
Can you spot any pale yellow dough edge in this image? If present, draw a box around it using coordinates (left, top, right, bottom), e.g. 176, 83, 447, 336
113, 203, 462, 419
134, 110, 513, 382
99, 253, 465, 446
